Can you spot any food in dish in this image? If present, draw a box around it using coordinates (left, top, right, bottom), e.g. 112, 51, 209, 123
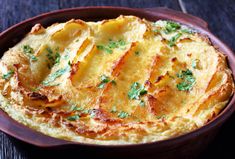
0, 15, 234, 144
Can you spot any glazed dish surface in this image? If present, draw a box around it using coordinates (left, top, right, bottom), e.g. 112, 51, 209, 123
0, 15, 234, 144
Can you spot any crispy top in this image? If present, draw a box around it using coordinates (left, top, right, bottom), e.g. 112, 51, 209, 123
0, 16, 234, 144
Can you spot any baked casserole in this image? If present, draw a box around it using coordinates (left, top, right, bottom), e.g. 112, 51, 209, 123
0, 15, 234, 144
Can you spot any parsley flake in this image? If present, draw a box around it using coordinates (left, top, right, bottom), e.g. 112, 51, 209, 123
168, 33, 182, 47
118, 111, 129, 118
22, 45, 38, 61
2, 70, 14, 80
139, 100, 145, 107
42, 67, 69, 86
128, 82, 147, 100
98, 75, 116, 88
176, 69, 196, 91
98, 75, 110, 88
96, 39, 126, 54
96, 45, 113, 54
46, 47, 61, 69
67, 115, 80, 121
164, 21, 181, 34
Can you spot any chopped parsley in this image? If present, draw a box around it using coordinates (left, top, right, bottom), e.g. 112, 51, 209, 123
176, 69, 196, 91
54, 52, 61, 64
98, 75, 110, 88
22, 45, 38, 61
68, 61, 72, 66
67, 115, 80, 121
139, 100, 145, 107
98, 75, 116, 88
96, 39, 126, 54
168, 33, 182, 47
2, 70, 14, 80
128, 82, 147, 100
118, 111, 129, 118
46, 47, 61, 69
96, 45, 112, 54
42, 67, 69, 86
23, 45, 34, 54
164, 21, 181, 34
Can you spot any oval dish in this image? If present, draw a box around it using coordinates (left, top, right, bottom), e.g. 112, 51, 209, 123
0, 7, 235, 159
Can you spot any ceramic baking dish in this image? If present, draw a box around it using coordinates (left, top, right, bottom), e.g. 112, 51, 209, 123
0, 7, 234, 159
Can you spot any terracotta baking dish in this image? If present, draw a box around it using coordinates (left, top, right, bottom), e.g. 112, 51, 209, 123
0, 6, 235, 159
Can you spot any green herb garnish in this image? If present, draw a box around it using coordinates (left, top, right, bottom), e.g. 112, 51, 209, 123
23, 45, 38, 61
176, 69, 196, 91
139, 100, 145, 107
164, 21, 181, 34
42, 67, 69, 86
128, 82, 147, 100
117, 39, 126, 46
96, 39, 126, 54
96, 45, 113, 54
118, 111, 129, 118
23, 45, 34, 54
67, 115, 80, 121
98, 75, 110, 88
54, 52, 61, 64
46, 47, 61, 68
168, 33, 182, 47
68, 61, 71, 66
98, 75, 116, 88
2, 70, 14, 80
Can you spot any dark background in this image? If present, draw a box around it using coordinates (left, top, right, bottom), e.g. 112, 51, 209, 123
0, 0, 235, 158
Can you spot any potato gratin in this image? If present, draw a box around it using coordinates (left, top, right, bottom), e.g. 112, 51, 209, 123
0, 16, 234, 144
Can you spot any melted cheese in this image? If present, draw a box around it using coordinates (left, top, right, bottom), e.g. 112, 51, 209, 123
0, 16, 234, 144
